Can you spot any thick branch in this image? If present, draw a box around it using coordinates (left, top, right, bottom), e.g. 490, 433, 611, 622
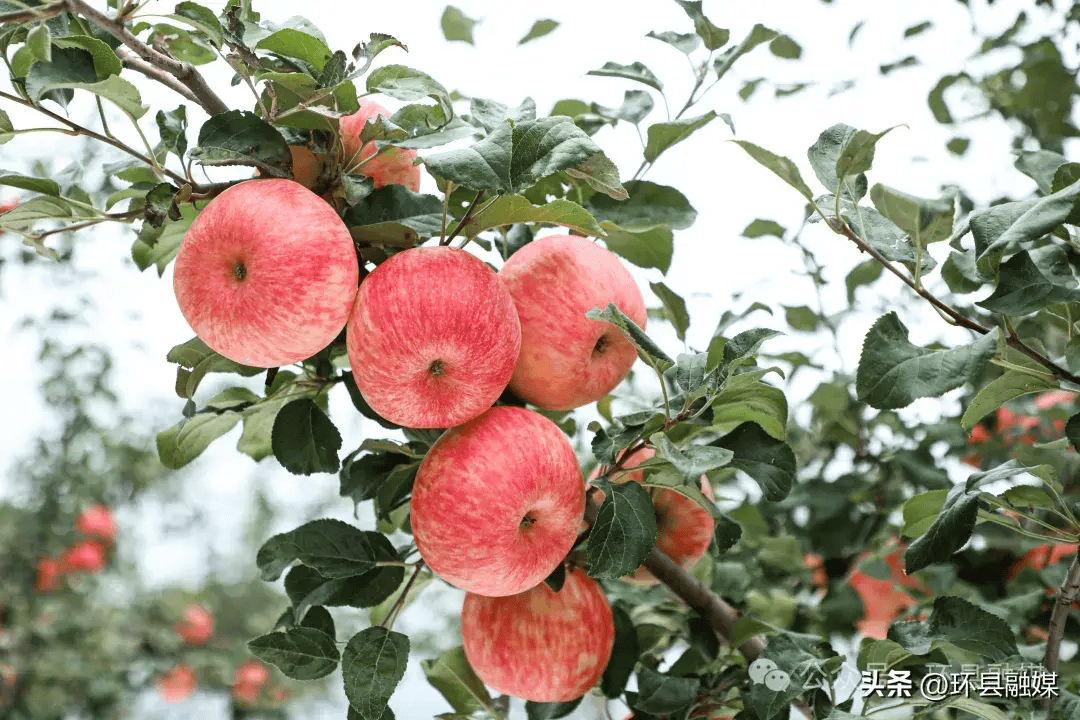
1043, 552, 1080, 677
827, 216, 1080, 386
64, 0, 230, 116
117, 49, 200, 106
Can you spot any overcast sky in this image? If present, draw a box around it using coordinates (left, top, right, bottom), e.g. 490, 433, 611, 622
1, 0, 1072, 717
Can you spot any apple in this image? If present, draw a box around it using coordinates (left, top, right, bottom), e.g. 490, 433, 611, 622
233, 659, 270, 705
156, 664, 196, 703
461, 566, 614, 702
1006, 542, 1080, 609
287, 145, 322, 189
75, 504, 117, 544
848, 547, 927, 640
0, 197, 18, 214
35, 558, 60, 592
588, 447, 714, 586
410, 406, 584, 596
59, 540, 106, 574
172, 178, 359, 368
498, 234, 647, 410
346, 246, 521, 428
339, 98, 421, 191
175, 603, 214, 645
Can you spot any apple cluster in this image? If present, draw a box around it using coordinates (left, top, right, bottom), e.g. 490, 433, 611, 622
170, 98, 712, 703
35, 504, 116, 592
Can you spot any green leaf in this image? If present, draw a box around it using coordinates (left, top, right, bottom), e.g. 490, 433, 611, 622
592, 90, 654, 125
189, 109, 291, 174
271, 398, 342, 475
421, 646, 492, 715
808, 123, 892, 202
586, 61, 663, 92
870, 183, 954, 244
423, 116, 618, 197
156, 105, 188, 160
769, 34, 802, 59
0, 172, 60, 197
601, 603, 638, 697
649, 281, 689, 340
519, 19, 559, 45
26, 23, 51, 63
143, 182, 177, 229
713, 23, 779, 79
165, 335, 262, 400
1014, 149, 1065, 195
654, 435, 733, 483
256, 28, 333, 71
978, 177, 1080, 260
0, 110, 13, 146
26, 48, 147, 117
634, 666, 699, 714
131, 202, 198, 275
342, 627, 409, 720
587, 302, 673, 373
458, 195, 603, 239
901, 490, 948, 538
742, 218, 785, 239
731, 140, 814, 200
903, 484, 979, 573
468, 96, 536, 134
287, 564, 405, 617
646, 30, 700, 55
366, 65, 452, 118
855, 312, 998, 409
156, 412, 241, 469
248, 627, 340, 680
587, 479, 658, 580
783, 305, 818, 332
171, 2, 225, 45
440, 6, 478, 45
961, 371, 1056, 430
710, 374, 788, 441
257, 518, 399, 582
888, 596, 1018, 662
599, 221, 673, 273
52, 35, 122, 77
644, 112, 716, 163
977, 250, 1080, 316
674, 0, 729, 50
525, 698, 582, 720
840, 205, 936, 272
344, 185, 444, 247
586, 180, 696, 230
713, 422, 795, 502
565, 151, 627, 201
675, 352, 709, 394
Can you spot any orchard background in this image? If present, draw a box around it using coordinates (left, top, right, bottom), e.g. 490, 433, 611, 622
1, 0, 1080, 718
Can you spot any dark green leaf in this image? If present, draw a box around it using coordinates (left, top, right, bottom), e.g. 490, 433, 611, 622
342, 627, 409, 720
586, 180, 696, 230
51, 35, 122, 77
519, 19, 559, 45
142, 182, 177, 229
525, 698, 582, 720
458, 196, 603, 239
600, 222, 673, 273
440, 6, 478, 45
713, 23, 778, 79
644, 112, 715, 163
256, 28, 333, 71
675, 352, 708, 394
26, 47, 147, 117
189, 109, 291, 175
634, 666, 699, 714
421, 646, 492, 715
731, 140, 814, 200
155, 105, 188, 159
344, 185, 444, 247
712, 422, 795, 502
888, 596, 1018, 662
587, 302, 673, 372
769, 34, 802, 59
366, 65, 452, 118
256, 518, 397, 581
742, 218, 785, 239
649, 281, 689, 340
587, 479, 657, 579
1014, 149, 1065, 195
165, 336, 262, 400
903, 484, 979, 573
0, 172, 60, 197
156, 412, 240, 469
979, 178, 1080, 260
870, 183, 954, 244
601, 603, 638, 697
840, 205, 937, 272
977, 250, 1080, 316
271, 398, 342, 475
248, 627, 340, 680
655, 435, 733, 483
961, 371, 1055, 430
674, 0, 729, 50
855, 312, 997, 409
592, 90, 654, 125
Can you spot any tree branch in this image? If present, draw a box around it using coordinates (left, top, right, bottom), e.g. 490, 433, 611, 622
442, 190, 484, 246
117, 49, 200, 106
0, 1, 65, 24
64, 0, 230, 116
1043, 551, 1080, 709
825, 214, 1080, 386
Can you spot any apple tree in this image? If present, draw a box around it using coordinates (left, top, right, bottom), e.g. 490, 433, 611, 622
1, 1, 1080, 719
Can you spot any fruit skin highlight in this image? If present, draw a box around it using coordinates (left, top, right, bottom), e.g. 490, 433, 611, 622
172, 179, 359, 368
461, 566, 615, 702
499, 234, 646, 410
346, 246, 521, 429
410, 406, 584, 597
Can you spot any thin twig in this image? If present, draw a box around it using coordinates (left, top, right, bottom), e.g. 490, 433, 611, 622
0, 88, 190, 187
117, 49, 200, 106
1043, 551, 1080, 710
442, 190, 484, 246
0, 1, 65, 23
380, 561, 425, 631
64, 0, 229, 115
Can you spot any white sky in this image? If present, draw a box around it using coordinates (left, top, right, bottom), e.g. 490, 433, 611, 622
0, 0, 1073, 717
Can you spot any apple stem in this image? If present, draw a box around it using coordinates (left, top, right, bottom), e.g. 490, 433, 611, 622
441, 190, 485, 247
1042, 550, 1080, 710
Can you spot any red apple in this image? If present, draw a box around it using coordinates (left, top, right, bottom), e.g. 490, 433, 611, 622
461, 566, 614, 702
35, 558, 60, 592
1033, 390, 1074, 410
156, 664, 196, 703
59, 540, 106, 574
339, 98, 421, 191
346, 246, 521, 428
175, 603, 214, 645
172, 179, 359, 368
1005, 542, 1079, 582
411, 406, 584, 596
0, 197, 19, 214
848, 546, 927, 640
588, 447, 714, 586
75, 504, 117, 544
499, 234, 646, 410
233, 659, 270, 705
